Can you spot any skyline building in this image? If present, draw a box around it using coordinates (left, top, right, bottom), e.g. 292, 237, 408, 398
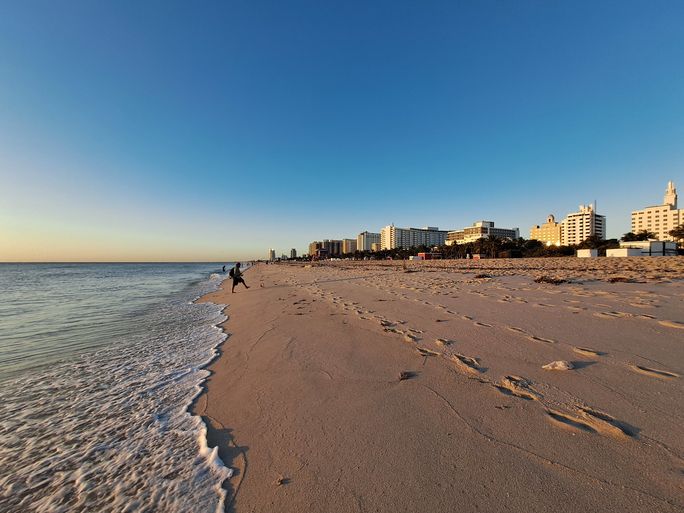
268, 248, 275, 262
446, 221, 520, 245
309, 241, 321, 256
357, 231, 381, 251
322, 239, 342, 256
631, 181, 683, 241
290, 248, 297, 259
342, 239, 357, 254
530, 215, 562, 246
380, 225, 448, 250
561, 204, 605, 245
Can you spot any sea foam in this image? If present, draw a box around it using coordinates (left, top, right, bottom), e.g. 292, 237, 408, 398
0, 274, 231, 512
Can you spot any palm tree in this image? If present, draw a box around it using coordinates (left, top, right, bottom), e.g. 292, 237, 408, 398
622, 230, 656, 241
669, 224, 684, 246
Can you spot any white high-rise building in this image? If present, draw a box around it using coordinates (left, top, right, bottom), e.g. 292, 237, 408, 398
357, 231, 381, 251
561, 204, 606, 245
268, 248, 276, 261
631, 181, 683, 241
380, 225, 448, 250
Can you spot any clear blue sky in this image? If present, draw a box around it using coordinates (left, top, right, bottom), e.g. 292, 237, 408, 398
1, 0, 682, 261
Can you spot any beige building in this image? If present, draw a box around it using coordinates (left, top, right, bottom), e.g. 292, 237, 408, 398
357, 231, 381, 251
380, 225, 448, 250
530, 215, 562, 246
631, 181, 683, 241
308, 241, 321, 256
446, 221, 519, 245
561, 204, 605, 245
268, 248, 276, 262
342, 238, 357, 254
371, 242, 382, 252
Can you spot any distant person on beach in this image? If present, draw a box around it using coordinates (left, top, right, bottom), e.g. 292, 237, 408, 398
222, 265, 226, 272
229, 262, 250, 293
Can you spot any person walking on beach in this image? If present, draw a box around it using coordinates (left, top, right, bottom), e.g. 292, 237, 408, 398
230, 262, 250, 293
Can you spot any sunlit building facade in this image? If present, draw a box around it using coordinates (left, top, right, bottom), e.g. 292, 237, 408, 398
530, 215, 562, 246
631, 181, 683, 241
561, 204, 605, 245
342, 239, 357, 254
357, 231, 381, 251
446, 221, 519, 245
380, 225, 448, 250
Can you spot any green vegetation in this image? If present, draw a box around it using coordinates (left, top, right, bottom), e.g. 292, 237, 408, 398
669, 224, 684, 245
621, 230, 656, 241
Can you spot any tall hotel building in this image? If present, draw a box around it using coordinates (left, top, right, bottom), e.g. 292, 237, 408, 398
530, 215, 562, 246
342, 238, 357, 254
561, 204, 605, 245
380, 225, 448, 250
268, 248, 276, 261
357, 231, 381, 251
631, 181, 683, 241
308, 241, 321, 256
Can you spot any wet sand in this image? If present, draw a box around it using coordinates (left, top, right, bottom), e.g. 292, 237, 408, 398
194, 258, 684, 513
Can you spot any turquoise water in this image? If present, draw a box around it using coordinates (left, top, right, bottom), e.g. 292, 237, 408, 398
0, 263, 239, 512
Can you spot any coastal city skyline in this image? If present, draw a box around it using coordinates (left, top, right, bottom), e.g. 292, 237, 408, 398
276, 181, 679, 259
2, 2, 683, 262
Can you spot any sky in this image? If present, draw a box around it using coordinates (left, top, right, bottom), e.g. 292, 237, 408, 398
1, 0, 683, 261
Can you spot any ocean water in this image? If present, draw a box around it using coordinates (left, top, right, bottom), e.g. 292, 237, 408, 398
0, 263, 237, 512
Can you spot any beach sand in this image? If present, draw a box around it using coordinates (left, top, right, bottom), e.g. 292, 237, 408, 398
194, 258, 684, 513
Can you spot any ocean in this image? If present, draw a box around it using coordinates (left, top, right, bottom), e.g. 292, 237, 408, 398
0, 263, 236, 512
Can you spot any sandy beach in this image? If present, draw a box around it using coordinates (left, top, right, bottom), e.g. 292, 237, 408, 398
194, 258, 684, 513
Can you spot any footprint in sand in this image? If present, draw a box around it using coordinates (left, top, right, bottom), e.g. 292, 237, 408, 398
629, 302, 655, 309
474, 322, 492, 328
461, 315, 473, 321
450, 354, 482, 375
576, 406, 636, 439
546, 407, 635, 439
403, 333, 419, 343
594, 311, 631, 319
527, 335, 555, 344
629, 364, 679, 380
435, 338, 453, 347
546, 409, 596, 433
573, 347, 604, 357
658, 320, 684, 330
494, 376, 541, 401
416, 347, 441, 357
506, 326, 528, 335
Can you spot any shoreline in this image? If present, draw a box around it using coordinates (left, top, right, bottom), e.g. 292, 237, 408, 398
192, 264, 256, 512
194, 259, 684, 512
